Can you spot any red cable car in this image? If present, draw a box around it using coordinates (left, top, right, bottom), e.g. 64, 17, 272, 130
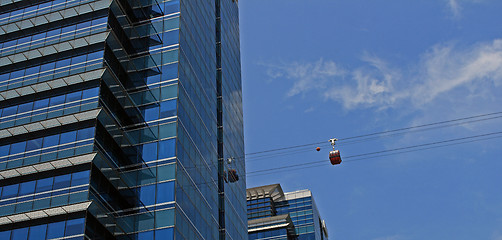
328, 138, 342, 165
228, 169, 239, 183
329, 150, 341, 165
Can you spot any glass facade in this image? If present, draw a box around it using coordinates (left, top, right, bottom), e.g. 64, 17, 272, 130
0, 0, 245, 239
247, 185, 329, 240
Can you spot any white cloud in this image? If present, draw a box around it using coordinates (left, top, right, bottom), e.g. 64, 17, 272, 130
448, 0, 461, 17
263, 58, 345, 97
265, 39, 502, 111
446, 0, 487, 18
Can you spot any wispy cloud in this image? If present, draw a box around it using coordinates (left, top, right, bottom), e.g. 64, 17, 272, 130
264, 39, 502, 112
446, 0, 487, 18
264, 59, 345, 97
448, 0, 461, 18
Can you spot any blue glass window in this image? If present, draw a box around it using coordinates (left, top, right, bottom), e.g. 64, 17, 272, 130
9, 141, 26, 157
49, 95, 65, 107
65, 218, 85, 236
158, 139, 175, 159
25, 66, 40, 77
28, 224, 47, 240
0, 231, 10, 240
71, 171, 90, 186
36, 178, 53, 193
47, 221, 65, 239
59, 131, 77, 145
0, 145, 10, 159
143, 105, 159, 121
161, 63, 178, 80
142, 142, 157, 162
40, 62, 56, 74
33, 99, 49, 110
2, 106, 17, 117
2, 184, 19, 198
160, 100, 176, 118
53, 174, 71, 189
66, 91, 82, 103
26, 138, 42, 153
77, 127, 95, 141
43, 134, 60, 149
82, 87, 99, 99
11, 227, 29, 240
138, 231, 154, 240
17, 102, 33, 114
139, 185, 156, 206
71, 55, 86, 66
19, 181, 36, 196
155, 228, 173, 240
156, 181, 174, 203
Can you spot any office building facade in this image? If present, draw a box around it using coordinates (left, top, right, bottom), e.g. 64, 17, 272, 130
247, 184, 329, 240
0, 0, 245, 239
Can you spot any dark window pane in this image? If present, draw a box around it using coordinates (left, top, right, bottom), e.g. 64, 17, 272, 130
71, 171, 90, 186
26, 138, 43, 151
87, 51, 104, 61
66, 91, 82, 103
77, 127, 95, 141
53, 174, 71, 189
65, 218, 85, 236
82, 87, 99, 99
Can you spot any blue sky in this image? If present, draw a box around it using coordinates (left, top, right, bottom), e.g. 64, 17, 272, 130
239, 0, 502, 239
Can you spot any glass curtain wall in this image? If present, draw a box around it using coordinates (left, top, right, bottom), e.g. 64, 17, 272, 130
0, 0, 245, 239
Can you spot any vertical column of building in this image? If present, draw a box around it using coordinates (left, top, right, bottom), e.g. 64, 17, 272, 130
217, 0, 247, 239
103, 0, 181, 239
175, 0, 220, 239
215, 0, 226, 239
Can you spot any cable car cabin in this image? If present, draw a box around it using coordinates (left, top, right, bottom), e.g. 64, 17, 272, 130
329, 150, 342, 165
228, 169, 239, 183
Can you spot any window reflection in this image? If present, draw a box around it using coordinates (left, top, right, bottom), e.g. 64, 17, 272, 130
0, 88, 99, 129
0, 127, 95, 169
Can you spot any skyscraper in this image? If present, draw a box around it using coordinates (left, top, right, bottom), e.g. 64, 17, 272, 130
0, 0, 245, 239
247, 184, 329, 240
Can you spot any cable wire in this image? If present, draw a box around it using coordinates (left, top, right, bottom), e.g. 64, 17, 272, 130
241, 111, 502, 161
246, 130, 502, 177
